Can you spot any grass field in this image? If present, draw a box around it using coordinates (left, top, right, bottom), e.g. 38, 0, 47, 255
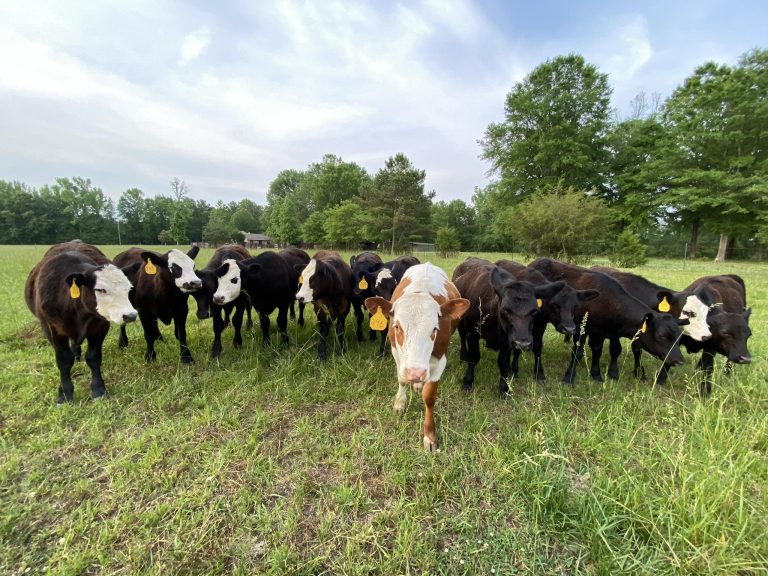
1, 245, 766, 575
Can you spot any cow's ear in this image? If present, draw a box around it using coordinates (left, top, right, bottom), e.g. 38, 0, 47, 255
65, 272, 94, 295
489, 266, 515, 294
694, 285, 714, 307
365, 296, 392, 317
349, 255, 357, 267
215, 262, 231, 278
372, 261, 384, 272
744, 307, 752, 321
187, 245, 200, 260
656, 290, 676, 312
315, 262, 328, 277
121, 262, 141, 280
244, 262, 263, 279
141, 251, 168, 268
441, 298, 471, 320
534, 280, 566, 300
577, 289, 600, 303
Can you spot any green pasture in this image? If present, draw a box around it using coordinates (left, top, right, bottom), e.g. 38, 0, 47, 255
1, 245, 766, 575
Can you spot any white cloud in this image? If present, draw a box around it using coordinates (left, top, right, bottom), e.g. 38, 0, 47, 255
179, 28, 211, 64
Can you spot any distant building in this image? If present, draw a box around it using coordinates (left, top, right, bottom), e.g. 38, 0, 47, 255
407, 241, 435, 253
243, 233, 274, 249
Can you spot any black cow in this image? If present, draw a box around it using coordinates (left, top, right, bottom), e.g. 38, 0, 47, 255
279, 247, 310, 326
113, 246, 202, 363
25, 241, 138, 402
591, 266, 713, 384
212, 251, 296, 346
191, 244, 251, 358
296, 251, 353, 361
350, 252, 384, 343
530, 258, 688, 385
453, 264, 565, 395
681, 274, 752, 396
496, 259, 599, 381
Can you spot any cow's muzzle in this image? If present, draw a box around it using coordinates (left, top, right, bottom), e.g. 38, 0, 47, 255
404, 367, 427, 383
123, 312, 138, 323
183, 280, 203, 291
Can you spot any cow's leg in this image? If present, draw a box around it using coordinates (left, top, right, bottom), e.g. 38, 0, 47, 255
335, 308, 349, 355
368, 310, 377, 342
510, 348, 521, 381
392, 346, 407, 413
562, 330, 585, 385
589, 336, 605, 382
259, 312, 271, 346
317, 311, 330, 361
70, 338, 82, 362
85, 325, 109, 399
298, 302, 306, 327
245, 302, 253, 330
52, 333, 76, 403
607, 337, 622, 380
698, 350, 715, 397
118, 325, 129, 348
352, 300, 364, 342
462, 332, 481, 391
231, 301, 245, 349
655, 363, 671, 386
422, 379, 439, 452
378, 323, 388, 356
497, 342, 512, 395
276, 303, 289, 345
211, 307, 225, 359
289, 299, 296, 320
532, 321, 546, 381
173, 302, 193, 364
140, 312, 160, 362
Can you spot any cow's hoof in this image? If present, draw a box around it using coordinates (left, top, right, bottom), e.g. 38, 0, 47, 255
412, 382, 423, 393
298, 319, 305, 327
144, 351, 157, 362
423, 436, 439, 452
57, 394, 74, 404
393, 401, 406, 415
356, 333, 364, 343
181, 356, 194, 364
280, 335, 290, 346
92, 387, 108, 400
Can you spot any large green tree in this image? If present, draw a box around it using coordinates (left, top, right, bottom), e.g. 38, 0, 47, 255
357, 153, 433, 253
481, 54, 612, 200
430, 199, 477, 251
117, 187, 146, 244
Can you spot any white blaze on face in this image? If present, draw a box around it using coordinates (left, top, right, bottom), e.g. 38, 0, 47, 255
93, 265, 136, 325
167, 249, 199, 292
679, 295, 711, 341
375, 267, 393, 287
391, 293, 440, 382
213, 259, 242, 305
296, 259, 317, 303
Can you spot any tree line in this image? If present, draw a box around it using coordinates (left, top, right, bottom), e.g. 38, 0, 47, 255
2, 48, 766, 261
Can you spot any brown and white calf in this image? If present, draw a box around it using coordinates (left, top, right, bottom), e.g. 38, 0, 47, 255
25, 241, 137, 403
365, 263, 469, 451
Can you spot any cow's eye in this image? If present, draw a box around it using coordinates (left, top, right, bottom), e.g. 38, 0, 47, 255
94, 288, 106, 293
684, 310, 695, 318
231, 278, 238, 284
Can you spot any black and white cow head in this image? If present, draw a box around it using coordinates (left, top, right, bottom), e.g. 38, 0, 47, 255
140, 247, 202, 293
296, 258, 337, 303
66, 264, 138, 325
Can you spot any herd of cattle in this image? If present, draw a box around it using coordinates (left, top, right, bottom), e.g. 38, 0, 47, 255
25, 241, 753, 451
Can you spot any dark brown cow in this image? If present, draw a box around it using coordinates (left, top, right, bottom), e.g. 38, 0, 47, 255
296, 251, 353, 361
191, 244, 251, 358
350, 251, 385, 344
682, 274, 752, 395
530, 258, 687, 385
279, 247, 310, 326
25, 241, 137, 403
454, 263, 566, 394
113, 246, 202, 363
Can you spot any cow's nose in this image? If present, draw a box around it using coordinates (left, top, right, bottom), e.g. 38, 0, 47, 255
213, 295, 225, 305
559, 325, 576, 336
197, 308, 210, 319
184, 280, 202, 291
738, 355, 752, 364
405, 368, 427, 383
297, 295, 305, 303
123, 312, 137, 323
514, 339, 532, 351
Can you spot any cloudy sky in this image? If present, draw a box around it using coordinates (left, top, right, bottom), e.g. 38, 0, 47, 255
0, 1, 765, 205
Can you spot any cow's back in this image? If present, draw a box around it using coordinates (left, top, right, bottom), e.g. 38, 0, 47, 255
687, 275, 746, 312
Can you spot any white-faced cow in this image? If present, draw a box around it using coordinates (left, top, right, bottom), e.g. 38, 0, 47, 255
25, 241, 137, 403
278, 247, 310, 327
212, 251, 295, 346
530, 258, 688, 385
113, 246, 202, 363
350, 251, 384, 343
365, 263, 469, 451
372, 255, 420, 354
453, 261, 567, 394
191, 244, 251, 358
591, 265, 712, 384
682, 274, 752, 396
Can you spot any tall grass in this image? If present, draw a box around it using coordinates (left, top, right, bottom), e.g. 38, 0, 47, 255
1, 246, 766, 574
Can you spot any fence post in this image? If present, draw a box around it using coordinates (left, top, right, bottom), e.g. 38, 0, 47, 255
683, 242, 688, 268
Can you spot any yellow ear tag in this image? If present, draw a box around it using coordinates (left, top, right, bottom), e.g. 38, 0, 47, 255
70, 280, 80, 300
298, 275, 303, 285
370, 307, 388, 331
145, 258, 157, 275
359, 278, 368, 290
536, 298, 542, 309
641, 320, 647, 334
658, 296, 671, 313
